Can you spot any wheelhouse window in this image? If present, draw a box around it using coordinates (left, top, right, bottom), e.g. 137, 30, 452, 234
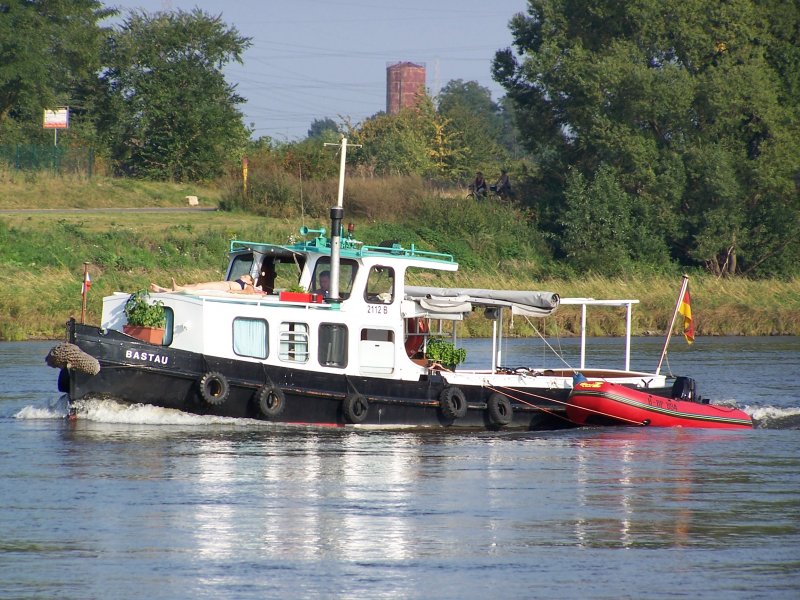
365, 265, 394, 304
279, 322, 309, 363
229, 251, 306, 295
311, 257, 358, 300
319, 323, 348, 368
232, 317, 268, 359
228, 253, 255, 284
261, 256, 306, 295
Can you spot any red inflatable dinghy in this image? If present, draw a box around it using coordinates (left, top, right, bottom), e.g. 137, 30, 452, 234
567, 380, 753, 429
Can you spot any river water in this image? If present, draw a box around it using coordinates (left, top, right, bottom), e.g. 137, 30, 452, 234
2, 337, 799, 599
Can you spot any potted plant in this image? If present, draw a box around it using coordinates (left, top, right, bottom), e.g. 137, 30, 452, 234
123, 290, 167, 344
425, 337, 467, 370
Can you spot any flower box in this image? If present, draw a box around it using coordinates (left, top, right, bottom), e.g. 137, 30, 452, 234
123, 324, 165, 345
279, 291, 313, 303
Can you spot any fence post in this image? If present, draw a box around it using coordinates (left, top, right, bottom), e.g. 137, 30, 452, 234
88, 147, 94, 178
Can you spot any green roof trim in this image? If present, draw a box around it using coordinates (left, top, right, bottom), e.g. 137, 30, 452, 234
229, 234, 455, 265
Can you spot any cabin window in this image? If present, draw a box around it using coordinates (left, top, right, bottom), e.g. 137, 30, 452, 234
318, 323, 348, 368
232, 317, 268, 359
360, 328, 394, 342
279, 322, 309, 363
359, 328, 395, 374
162, 306, 174, 346
365, 265, 394, 304
311, 258, 358, 300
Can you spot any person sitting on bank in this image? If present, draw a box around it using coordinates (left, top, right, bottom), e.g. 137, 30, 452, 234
494, 169, 512, 197
470, 171, 488, 198
150, 274, 264, 295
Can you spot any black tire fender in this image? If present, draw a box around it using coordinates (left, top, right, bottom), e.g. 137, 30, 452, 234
255, 385, 286, 419
487, 393, 513, 427
439, 386, 468, 420
199, 371, 230, 406
342, 393, 369, 424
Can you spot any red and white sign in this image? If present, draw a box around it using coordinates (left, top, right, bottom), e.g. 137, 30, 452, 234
43, 108, 69, 129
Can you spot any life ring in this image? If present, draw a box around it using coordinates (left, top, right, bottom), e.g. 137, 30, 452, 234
439, 386, 468, 420
255, 385, 285, 419
199, 371, 230, 406
487, 393, 513, 427
342, 393, 369, 424
404, 318, 428, 357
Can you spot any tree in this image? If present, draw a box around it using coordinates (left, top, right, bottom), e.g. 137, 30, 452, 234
428, 115, 465, 178
351, 95, 438, 176
494, 0, 800, 277
436, 80, 506, 175
561, 166, 633, 274
560, 164, 671, 274
98, 9, 251, 181
307, 117, 340, 139
0, 0, 113, 135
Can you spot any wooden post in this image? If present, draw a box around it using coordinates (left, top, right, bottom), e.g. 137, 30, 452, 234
242, 157, 248, 195
80, 262, 89, 324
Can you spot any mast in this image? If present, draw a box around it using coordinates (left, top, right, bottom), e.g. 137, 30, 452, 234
656, 274, 689, 375
324, 137, 360, 301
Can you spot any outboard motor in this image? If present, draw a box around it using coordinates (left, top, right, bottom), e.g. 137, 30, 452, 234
671, 376, 698, 402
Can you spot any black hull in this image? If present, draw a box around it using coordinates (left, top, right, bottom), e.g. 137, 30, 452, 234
62, 322, 575, 430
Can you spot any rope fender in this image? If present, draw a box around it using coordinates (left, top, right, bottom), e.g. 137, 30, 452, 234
45, 343, 100, 375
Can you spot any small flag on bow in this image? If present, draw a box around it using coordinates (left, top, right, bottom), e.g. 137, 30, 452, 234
678, 285, 694, 344
81, 271, 92, 297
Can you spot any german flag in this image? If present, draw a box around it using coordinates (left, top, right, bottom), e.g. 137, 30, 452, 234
678, 286, 695, 344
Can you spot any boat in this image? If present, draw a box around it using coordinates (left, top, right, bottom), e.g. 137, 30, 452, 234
46, 139, 708, 430
567, 378, 753, 429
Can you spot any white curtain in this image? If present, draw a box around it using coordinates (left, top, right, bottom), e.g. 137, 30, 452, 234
233, 318, 268, 359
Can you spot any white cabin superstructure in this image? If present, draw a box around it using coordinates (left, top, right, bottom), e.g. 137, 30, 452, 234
98, 231, 666, 395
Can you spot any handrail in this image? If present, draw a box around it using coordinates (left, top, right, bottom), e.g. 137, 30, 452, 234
229, 238, 455, 263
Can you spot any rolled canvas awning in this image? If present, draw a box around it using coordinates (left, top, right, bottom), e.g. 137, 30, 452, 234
404, 286, 560, 318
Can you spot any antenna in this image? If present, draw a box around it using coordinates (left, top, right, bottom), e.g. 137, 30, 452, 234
299, 163, 304, 229
434, 58, 440, 100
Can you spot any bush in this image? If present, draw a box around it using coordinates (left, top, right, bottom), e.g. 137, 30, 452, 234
425, 337, 467, 366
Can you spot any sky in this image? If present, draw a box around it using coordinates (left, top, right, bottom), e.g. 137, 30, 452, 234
106, 0, 530, 140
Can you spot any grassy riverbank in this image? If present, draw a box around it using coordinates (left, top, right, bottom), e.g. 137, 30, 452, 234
1, 173, 799, 341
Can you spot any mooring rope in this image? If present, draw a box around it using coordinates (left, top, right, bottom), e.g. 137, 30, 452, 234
523, 316, 576, 371
485, 382, 647, 427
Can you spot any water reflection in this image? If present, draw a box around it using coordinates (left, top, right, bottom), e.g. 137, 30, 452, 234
568, 428, 797, 549
4, 340, 800, 598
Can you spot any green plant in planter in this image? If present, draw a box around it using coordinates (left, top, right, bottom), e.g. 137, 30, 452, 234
124, 290, 167, 328
425, 337, 467, 367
